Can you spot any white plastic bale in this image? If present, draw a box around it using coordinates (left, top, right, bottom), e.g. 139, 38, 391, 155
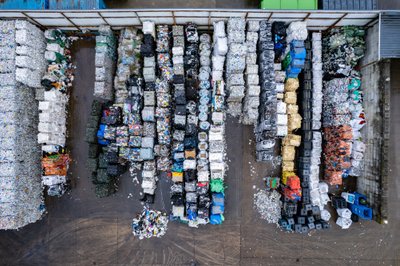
246, 64, 258, 74
213, 21, 226, 38
172, 46, 184, 56
142, 21, 156, 37
276, 125, 288, 137
212, 56, 225, 71
226, 56, 246, 74
246, 74, 259, 85
247, 20, 260, 32
247, 85, 260, 97
228, 30, 246, 45
337, 208, 352, 219
213, 37, 228, 56
277, 101, 287, 114
227, 86, 245, 102
286, 21, 308, 42
336, 217, 352, 229
144, 56, 156, 67
227, 74, 244, 86
246, 53, 257, 65
321, 209, 331, 221
276, 83, 285, 93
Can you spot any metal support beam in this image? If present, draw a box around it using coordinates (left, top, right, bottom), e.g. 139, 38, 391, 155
303, 12, 311, 21
61, 12, 81, 30
172, 11, 177, 25
267, 12, 273, 22
21, 12, 45, 30
97, 12, 110, 27
327, 12, 348, 31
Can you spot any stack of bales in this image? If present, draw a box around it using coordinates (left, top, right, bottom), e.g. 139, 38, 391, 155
0, 20, 45, 229
242, 21, 260, 125
255, 21, 276, 162
226, 17, 246, 118
94, 25, 116, 101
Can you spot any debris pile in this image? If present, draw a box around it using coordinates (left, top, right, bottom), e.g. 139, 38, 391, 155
132, 208, 168, 239
254, 190, 282, 223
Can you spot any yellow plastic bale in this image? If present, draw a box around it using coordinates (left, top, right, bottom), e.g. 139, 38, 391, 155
172, 172, 183, 182
287, 104, 299, 114
285, 78, 299, 92
282, 145, 296, 161
282, 171, 297, 185
288, 113, 302, 132
284, 91, 297, 104
277, 93, 284, 100
283, 134, 302, 147
282, 161, 295, 172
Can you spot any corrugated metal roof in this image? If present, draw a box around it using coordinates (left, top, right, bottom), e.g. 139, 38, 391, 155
320, 0, 377, 10
0, 9, 380, 31
380, 12, 400, 59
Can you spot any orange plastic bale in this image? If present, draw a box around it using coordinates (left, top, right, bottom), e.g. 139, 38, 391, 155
287, 175, 301, 190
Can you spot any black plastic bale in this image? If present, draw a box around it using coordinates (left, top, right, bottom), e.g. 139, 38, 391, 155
107, 164, 124, 177
272, 22, 286, 36
87, 115, 100, 129
106, 151, 119, 164
95, 183, 116, 198
91, 100, 103, 116
85, 127, 98, 143
98, 152, 108, 168
90, 172, 98, 184
96, 169, 112, 183
88, 144, 100, 158
86, 158, 98, 173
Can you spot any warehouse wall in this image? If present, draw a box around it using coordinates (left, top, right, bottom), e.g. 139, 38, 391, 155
358, 60, 390, 222
357, 20, 390, 222
361, 22, 379, 65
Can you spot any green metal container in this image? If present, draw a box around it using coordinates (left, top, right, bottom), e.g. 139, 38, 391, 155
281, 0, 298, 9
261, 0, 318, 9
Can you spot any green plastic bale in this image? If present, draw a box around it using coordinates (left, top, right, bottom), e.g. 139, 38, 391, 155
85, 127, 98, 143
282, 53, 292, 71
98, 152, 108, 169
88, 144, 100, 158
86, 158, 98, 173
95, 183, 115, 198
210, 179, 225, 193
96, 169, 112, 183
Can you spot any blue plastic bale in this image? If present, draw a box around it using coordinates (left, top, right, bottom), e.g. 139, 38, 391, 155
209, 214, 224, 225
290, 48, 306, 60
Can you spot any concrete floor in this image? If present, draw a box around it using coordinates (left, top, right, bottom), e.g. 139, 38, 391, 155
0, 41, 399, 266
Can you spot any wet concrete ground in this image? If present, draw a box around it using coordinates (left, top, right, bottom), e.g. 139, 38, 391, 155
0, 41, 399, 266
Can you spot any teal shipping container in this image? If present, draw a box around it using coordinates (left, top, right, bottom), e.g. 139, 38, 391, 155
0, 0, 49, 9
48, 0, 106, 9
